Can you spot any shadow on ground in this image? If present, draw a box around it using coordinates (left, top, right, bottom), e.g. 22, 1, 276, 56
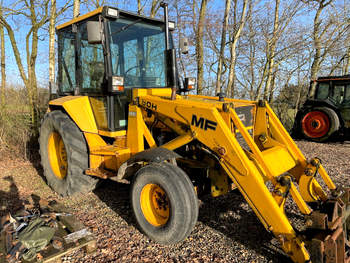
94, 180, 291, 262
198, 191, 292, 263
0, 176, 26, 217
93, 179, 136, 226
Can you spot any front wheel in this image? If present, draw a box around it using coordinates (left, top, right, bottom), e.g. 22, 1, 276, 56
131, 162, 198, 245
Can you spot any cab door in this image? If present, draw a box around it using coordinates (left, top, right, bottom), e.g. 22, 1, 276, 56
78, 19, 128, 132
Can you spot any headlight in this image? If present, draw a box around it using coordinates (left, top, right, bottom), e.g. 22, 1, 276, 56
106, 8, 119, 18
168, 21, 175, 30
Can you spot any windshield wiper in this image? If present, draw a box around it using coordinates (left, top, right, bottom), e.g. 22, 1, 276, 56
110, 19, 142, 36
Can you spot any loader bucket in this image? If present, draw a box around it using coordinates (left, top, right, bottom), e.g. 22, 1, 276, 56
306, 188, 350, 262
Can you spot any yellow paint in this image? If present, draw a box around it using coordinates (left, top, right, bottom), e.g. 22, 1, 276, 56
50, 96, 98, 133
261, 146, 296, 177
84, 132, 130, 171
98, 130, 126, 137
209, 168, 229, 197
161, 134, 193, 150
56, 7, 104, 30
48, 132, 67, 180
127, 105, 145, 154
140, 184, 170, 226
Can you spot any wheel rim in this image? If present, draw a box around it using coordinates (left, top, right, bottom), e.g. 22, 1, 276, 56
48, 132, 67, 180
301, 111, 330, 138
140, 184, 170, 227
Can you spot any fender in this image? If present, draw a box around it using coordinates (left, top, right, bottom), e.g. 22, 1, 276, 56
116, 147, 181, 180
48, 96, 98, 133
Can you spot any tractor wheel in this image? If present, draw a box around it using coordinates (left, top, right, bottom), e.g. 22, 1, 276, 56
301, 107, 340, 142
131, 162, 198, 245
39, 110, 99, 196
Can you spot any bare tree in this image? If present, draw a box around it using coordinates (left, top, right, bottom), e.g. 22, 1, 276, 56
73, 0, 80, 18
226, 0, 248, 98
48, 0, 56, 92
306, 0, 349, 96
215, 0, 231, 95
0, 0, 50, 129
48, 0, 71, 94
263, 0, 279, 101
0, 1, 5, 107
194, 0, 207, 94
136, 0, 161, 18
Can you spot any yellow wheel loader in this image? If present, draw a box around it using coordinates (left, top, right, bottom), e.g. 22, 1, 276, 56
40, 3, 350, 262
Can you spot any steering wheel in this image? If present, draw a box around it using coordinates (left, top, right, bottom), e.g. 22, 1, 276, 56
124, 65, 139, 75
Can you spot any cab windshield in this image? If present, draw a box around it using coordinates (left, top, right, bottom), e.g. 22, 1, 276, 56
108, 18, 170, 88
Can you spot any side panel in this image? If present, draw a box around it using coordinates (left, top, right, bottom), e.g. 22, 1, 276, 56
49, 96, 98, 133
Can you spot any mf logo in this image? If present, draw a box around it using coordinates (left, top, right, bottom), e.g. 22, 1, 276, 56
191, 115, 217, 131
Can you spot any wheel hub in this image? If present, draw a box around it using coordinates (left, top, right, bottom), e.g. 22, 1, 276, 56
48, 132, 67, 180
140, 184, 170, 227
302, 111, 330, 138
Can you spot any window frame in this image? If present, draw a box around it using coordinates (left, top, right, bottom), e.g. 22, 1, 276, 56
57, 26, 77, 95
315, 82, 330, 100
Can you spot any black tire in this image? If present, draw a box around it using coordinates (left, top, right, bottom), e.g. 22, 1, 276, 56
300, 107, 340, 142
131, 162, 198, 245
39, 110, 99, 196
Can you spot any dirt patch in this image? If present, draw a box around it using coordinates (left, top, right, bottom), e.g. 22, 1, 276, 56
0, 141, 349, 262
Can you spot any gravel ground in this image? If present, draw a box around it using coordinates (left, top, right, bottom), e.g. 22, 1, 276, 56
0, 140, 349, 263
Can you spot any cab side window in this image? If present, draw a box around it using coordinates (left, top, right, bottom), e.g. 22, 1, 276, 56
315, 83, 329, 100
79, 22, 105, 92
332, 85, 345, 104
58, 28, 76, 93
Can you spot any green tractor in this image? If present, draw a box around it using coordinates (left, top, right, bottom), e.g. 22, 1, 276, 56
293, 75, 350, 142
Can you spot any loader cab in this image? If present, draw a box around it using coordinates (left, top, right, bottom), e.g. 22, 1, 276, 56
56, 6, 176, 132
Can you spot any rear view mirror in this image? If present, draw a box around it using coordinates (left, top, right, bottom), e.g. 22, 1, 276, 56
180, 37, 189, 54
87, 21, 102, 44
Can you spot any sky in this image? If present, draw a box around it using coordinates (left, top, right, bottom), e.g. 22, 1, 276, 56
3, 0, 144, 88
1, 0, 320, 89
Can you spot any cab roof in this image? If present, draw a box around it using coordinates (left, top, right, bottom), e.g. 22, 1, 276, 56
56, 6, 169, 31
316, 75, 350, 82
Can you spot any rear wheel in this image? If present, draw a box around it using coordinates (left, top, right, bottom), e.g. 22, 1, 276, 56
301, 107, 340, 142
39, 110, 99, 196
131, 162, 198, 245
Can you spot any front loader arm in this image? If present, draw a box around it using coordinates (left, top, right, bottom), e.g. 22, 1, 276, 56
136, 93, 348, 262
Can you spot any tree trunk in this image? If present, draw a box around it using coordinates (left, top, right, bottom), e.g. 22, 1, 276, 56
226, 0, 248, 98
150, 0, 161, 18
342, 46, 350, 74
73, 0, 80, 18
49, 0, 56, 93
137, 0, 142, 15
215, 0, 231, 95
263, 0, 279, 101
0, 2, 4, 108
196, 0, 207, 95
309, 1, 331, 97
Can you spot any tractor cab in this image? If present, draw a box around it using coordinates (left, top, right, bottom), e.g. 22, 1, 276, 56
311, 75, 350, 105
56, 6, 177, 132
294, 75, 350, 141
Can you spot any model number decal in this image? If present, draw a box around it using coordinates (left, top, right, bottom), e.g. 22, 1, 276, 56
191, 114, 217, 131
141, 100, 157, 111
